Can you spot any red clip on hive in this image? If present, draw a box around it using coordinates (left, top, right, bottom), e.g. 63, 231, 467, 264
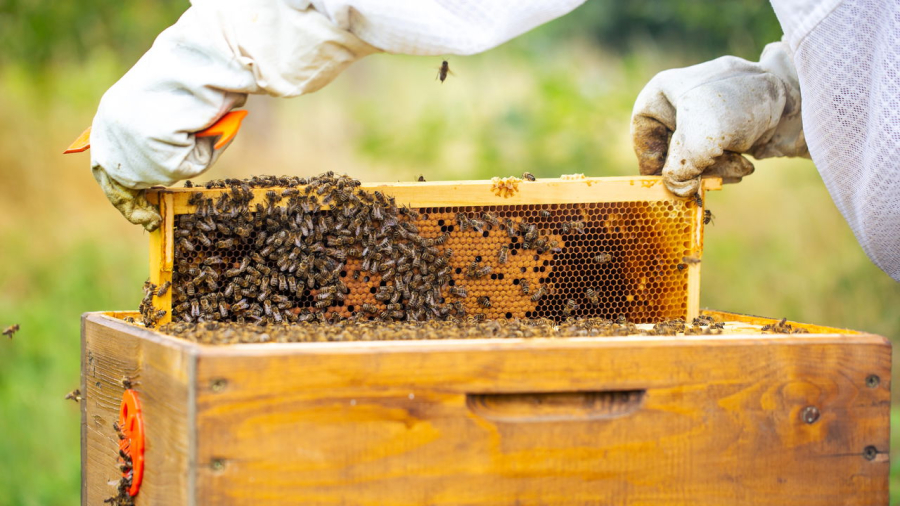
118, 389, 145, 497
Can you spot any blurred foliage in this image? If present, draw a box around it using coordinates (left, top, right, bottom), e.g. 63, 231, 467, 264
0, 1, 898, 506
0, 0, 781, 74
0, 0, 186, 72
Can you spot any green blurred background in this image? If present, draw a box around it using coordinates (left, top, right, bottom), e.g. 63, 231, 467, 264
0, 1, 897, 504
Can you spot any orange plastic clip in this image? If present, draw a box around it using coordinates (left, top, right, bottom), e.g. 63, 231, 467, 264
62, 110, 248, 154
195, 109, 248, 150
63, 126, 92, 154
118, 389, 145, 497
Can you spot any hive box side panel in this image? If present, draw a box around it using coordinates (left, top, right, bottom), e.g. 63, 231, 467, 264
82, 314, 195, 506
193, 335, 890, 505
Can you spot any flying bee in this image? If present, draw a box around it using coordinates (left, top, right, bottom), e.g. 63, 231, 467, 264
477, 296, 491, 308
704, 209, 715, 225
498, 245, 509, 264
563, 299, 579, 316
522, 172, 536, 181
530, 285, 546, 302
436, 60, 454, 83
593, 253, 612, 265
64, 388, 82, 403
156, 281, 171, 297
586, 288, 599, 306
682, 254, 701, 265
3, 323, 19, 339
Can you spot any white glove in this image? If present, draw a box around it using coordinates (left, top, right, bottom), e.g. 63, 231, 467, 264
91, 0, 379, 190
91, 0, 585, 191
92, 167, 162, 232
631, 41, 809, 196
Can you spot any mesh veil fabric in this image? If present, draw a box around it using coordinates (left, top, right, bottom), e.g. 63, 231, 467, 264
776, 0, 900, 280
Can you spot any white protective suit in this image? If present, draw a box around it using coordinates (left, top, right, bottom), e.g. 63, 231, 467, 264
632, 0, 900, 281
89, 0, 585, 230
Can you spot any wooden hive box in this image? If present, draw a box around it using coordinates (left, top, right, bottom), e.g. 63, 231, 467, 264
82, 310, 890, 506
82, 175, 891, 505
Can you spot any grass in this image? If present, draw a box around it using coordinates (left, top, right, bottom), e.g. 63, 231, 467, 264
0, 32, 896, 505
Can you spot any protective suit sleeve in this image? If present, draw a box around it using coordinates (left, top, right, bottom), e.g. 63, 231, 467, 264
90, 0, 380, 190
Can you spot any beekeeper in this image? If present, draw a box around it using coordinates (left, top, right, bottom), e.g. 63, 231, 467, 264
89, 0, 586, 231
92, 0, 898, 281
632, 0, 899, 280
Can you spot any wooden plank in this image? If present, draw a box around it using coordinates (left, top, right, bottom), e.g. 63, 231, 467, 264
147, 195, 174, 326
193, 332, 890, 505
685, 186, 706, 321
700, 309, 863, 335
82, 313, 195, 506
149, 176, 723, 216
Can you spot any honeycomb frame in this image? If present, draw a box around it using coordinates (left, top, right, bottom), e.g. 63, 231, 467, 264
146, 176, 721, 326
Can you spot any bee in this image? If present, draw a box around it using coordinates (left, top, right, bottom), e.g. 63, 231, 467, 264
593, 253, 612, 265
704, 209, 715, 225
156, 281, 171, 297
564, 221, 585, 234
519, 279, 530, 295
477, 296, 491, 308
417, 175, 426, 182
3, 324, 20, 339
456, 213, 471, 231
563, 299, 579, 316
216, 238, 235, 249
522, 172, 536, 181
64, 389, 82, 403
482, 212, 499, 227
449, 286, 468, 298
530, 285, 546, 302
682, 254, 701, 265
505, 219, 517, 238
498, 245, 509, 264
179, 238, 195, 252
436, 60, 454, 83
539, 210, 551, 218
474, 265, 493, 278
468, 218, 485, 232
586, 288, 599, 306
677, 264, 687, 271
693, 193, 703, 207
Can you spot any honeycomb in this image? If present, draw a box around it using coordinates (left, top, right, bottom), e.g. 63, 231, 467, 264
166, 180, 697, 324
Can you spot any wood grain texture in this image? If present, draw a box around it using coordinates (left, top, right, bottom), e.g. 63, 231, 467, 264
148, 176, 723, 215
191, 331, 890, 505
82, 313, 195, 506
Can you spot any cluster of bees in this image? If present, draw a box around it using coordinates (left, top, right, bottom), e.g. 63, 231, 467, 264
104, 424, 136, 506
149, 172, 573, 328
761, 317, 809, 334
160, 315, 726, 344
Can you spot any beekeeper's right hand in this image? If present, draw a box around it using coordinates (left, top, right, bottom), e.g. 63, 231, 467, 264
631, 41, 810, 197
